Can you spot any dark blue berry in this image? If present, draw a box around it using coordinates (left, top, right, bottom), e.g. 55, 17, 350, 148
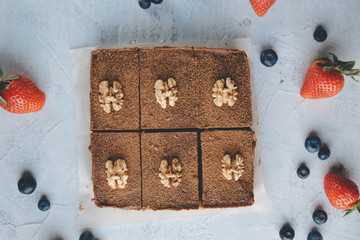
38, 197, 51, 212
260, 49, 278, 67
313, 26, 327, 42
308, 231, 323, 240
279, 226, 295, 240
139, 0, 151, 9
318, 147, 330, 160
18, 175, 37, 194
313, 209, 327, 225
305, 136, 321, 153
151, 0, 163, 4
297, 165, 310, 179
79, 231, 95, 240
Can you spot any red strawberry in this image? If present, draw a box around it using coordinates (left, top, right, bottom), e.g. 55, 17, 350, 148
301, 53, 360, 99
250, 0, 276, 17
0, 69, 45, 114
324, 172, 360, 216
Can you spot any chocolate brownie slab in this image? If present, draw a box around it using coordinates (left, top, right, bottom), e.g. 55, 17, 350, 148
141, 132, 199, 210
195, 48, 252, 128
90, 48, 139, 131
139, 47, 199, 129
90, 132, 141, 209
201, 130, 255, 208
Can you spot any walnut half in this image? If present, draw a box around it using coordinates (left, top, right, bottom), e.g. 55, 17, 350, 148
158, 158, 182, 188
99, 80, 124, 113
154, 78, 178, 109
221, 154, 245, 181
212, 77, 238, 107
105, 159, 128, 189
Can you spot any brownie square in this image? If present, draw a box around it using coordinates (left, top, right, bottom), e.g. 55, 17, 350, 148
90, 48, 139, 131
195, 48, 252, 128
90, 132, 141, 209
200, 130, 256, 208
141, 132, 199, 210
139, 47, 199, 129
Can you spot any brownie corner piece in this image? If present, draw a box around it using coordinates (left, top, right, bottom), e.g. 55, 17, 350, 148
195, 48, 252, 129
200, 129, 255, 208
90, 132, 141, 209
90, 48, 140, 131
141, 131, 199, 210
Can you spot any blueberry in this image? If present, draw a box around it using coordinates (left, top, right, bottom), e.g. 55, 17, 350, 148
18, 175, 37, 194
260, 49, 278, 67
305, 136, 321, 153
297, 165, 310, 179
38, 197, 51, 212
79, 231, 95, 240
151, 0, 163, 4
308, 231, 323, 240
313, 209, 327, 225
313, 26, 327, 42
318, 147, 330, 160
279, 225, 295, 240
138, 0, 151, 9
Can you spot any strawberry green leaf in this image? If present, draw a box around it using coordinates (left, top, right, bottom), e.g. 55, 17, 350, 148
329, 53, 339, 62
2, 74, 20, 81
0, 95, 8, 107
321, 53, 360, 80
322, 66, 331, 71
350, 76, 360, 83
343, 211, 351, 217
343, 199, 360, 217
0, 68, 3, 78
342, 61, 356, 70
0, 81, 10, 91
317, 62, 332, 66
317, 57, 331, 62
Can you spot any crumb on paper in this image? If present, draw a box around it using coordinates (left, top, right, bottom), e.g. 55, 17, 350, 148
79, 202, 84, 211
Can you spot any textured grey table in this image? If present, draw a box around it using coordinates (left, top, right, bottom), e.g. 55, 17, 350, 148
1, 1, 360, 239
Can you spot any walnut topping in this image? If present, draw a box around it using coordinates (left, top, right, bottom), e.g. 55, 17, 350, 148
212, 77, 238, 107
99, 81, 124, 114
154, 78, 178, 109
158, 158, 182, 188
105, 159, 128, 189
221, 154, 245, 181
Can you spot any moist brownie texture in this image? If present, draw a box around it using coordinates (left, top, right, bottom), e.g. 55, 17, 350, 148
140, 47, 199, 129
90, 132, 141, 209
195, 48, 252, 128
90, 48, 140, 131
141, 132, 199, 210
201, 130, 255, 208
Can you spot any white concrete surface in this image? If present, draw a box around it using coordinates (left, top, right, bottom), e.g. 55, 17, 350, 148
0, 0, 360, 239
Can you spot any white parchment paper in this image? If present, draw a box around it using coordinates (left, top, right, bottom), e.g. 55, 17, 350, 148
71, 39, 268, 228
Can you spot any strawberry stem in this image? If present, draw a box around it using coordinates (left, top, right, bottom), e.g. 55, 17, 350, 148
317, 53, 360, 82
